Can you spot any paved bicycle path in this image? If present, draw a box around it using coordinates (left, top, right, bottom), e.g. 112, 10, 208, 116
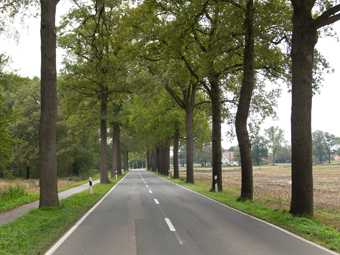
0, 179, 100, 227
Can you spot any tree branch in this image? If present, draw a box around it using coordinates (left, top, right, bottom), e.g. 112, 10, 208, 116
166, 85, 185, 109
314, 4, 340, 29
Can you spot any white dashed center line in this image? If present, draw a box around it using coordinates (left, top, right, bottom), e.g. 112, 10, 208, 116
146, 185, 148, 187
149, 190, 152, 194
154, 199, 159, 204
165, 218, 176, 232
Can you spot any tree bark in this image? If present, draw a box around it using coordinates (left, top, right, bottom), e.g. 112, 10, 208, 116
124, 150, 128, 171
111, 122, 121, 176
117, 126, 121, 173
289, 1, 317, 216
26, 166, 30, 180
151, 150, 156, 172
185, 102, 195, 183
160, 144, 169, 175
100, 85, 110, 183
156, 146, 160, 173
210, 74, 222, 191
147, 150, 151, 170
235, 0, 254, 200
39, 0, 60, 208
173, 127, 180, 179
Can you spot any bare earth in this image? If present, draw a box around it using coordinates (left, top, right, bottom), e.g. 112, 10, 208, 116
180, 164, 340, 211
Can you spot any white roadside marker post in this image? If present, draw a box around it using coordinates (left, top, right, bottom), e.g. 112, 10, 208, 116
89, 177, 93, 195
215, 175, 218, 194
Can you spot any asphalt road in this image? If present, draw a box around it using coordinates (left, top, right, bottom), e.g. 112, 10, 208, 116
46, 170, 338, 255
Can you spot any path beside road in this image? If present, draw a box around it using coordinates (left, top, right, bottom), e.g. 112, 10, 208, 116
0, 178, 100, 227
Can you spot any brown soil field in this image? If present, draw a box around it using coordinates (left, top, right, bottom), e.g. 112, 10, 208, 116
178, 164, 340, 230
179, 164, 340, 212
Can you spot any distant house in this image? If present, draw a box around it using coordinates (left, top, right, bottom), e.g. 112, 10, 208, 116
222, 151, 238, 166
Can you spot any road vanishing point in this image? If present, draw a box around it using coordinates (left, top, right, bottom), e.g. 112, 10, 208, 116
46, 170, 338, 255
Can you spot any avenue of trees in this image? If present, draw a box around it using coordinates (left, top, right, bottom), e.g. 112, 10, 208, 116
312, 130, 340, 164
1, 0, 340, 216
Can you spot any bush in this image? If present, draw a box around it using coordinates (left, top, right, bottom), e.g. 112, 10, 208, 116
78, 168, 99, 180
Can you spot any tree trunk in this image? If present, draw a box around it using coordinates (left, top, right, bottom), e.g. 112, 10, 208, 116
147, 150, 151, 170
159, 144, 169, 175
235, 0, 254, 200
185, 103, 195, 183
156, 146, 160, 173
100, 85, 110, 183
151, 151, 156, 172
210, 74, 222, 191
173, 127, 180, 179
124, 150, 128, 171
39, 0, 59, 208
289, 1, 317, 216
117, 126, 121, 173
26, 166, 30, 180
111, 122, 122, 176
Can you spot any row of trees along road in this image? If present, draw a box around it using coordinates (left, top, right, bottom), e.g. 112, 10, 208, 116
1, 0, 340, 216
312, 130, 340, 164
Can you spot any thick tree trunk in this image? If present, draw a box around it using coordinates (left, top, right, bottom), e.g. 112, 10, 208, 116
235, 0, 254, 200
100, 86, 110, 183
159, 144, 169, 175
124, 150, 128, 171
111, 122, 121, 176
185, 104, 195, 183
173, 127, 179, 179
26, 166, 30, 180
156, 147, 160, 172
147, 150, 151, 170
39, 0, 59, 208
117, 126, 121, 173
151, 151, 156, 172
210, 74, 222, 191
289, 2, 317, 216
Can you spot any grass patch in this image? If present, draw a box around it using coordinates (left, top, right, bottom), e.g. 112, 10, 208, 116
0, 175, 101, 213
0, 186, 28, 202
0, 173, 127, 255
155, 172, 340, 252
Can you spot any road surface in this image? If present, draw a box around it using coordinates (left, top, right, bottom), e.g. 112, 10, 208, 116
46, 170, 338, 255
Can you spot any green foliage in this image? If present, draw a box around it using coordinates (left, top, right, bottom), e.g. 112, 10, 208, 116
251, 135, 268, 165
0, 54, 21, 173
194, 143, 212, 167
312, 130, 340, 163
265, 126, 286, 165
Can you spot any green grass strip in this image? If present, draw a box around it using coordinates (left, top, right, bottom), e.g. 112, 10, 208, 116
0, 175, 101, 213
154, 173, 340, 252
0, 173, 127, 255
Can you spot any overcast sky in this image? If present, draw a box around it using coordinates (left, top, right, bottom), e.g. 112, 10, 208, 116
1, 2, 340, 149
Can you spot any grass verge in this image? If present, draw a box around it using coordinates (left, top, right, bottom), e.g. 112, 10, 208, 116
0, 175, 101, 213
154, 173, 340, 253
0, 173, 127, 255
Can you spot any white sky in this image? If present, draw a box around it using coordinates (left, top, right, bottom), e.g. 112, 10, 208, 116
1, 2, 340, 149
